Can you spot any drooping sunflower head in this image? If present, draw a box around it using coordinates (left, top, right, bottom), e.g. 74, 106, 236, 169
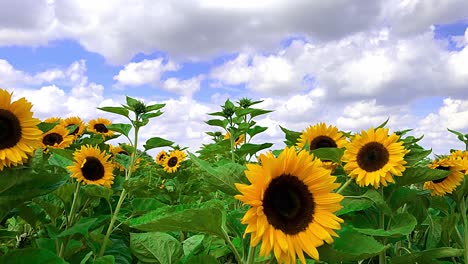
87, 118, 114, 137
224, 132, 245, 147
163, 150, 186, 173
297, 123, 348, 151
235, 147, 344, 264
0, 89, 42, 171
67, 145, 115, 188
342, 127, 408, 188
40, 125, 74, 151
424, 158, 465, 196
109, 144, 139, 172
155, 150, 168, 165
60, 116, 85, 139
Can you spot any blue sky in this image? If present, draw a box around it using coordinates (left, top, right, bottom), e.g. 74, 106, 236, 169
1, 0, 468, 155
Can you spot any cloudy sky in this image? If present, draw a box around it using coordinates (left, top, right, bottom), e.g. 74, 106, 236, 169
1, 0, 468, 156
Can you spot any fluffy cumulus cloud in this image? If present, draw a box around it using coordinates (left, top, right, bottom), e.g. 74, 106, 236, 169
113, 58, 179, 87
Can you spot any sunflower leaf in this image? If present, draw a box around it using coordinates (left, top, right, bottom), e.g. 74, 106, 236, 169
247, 125, 268, 138
141, 110, 163, 120
94, 255, 115, 264
205, 119, 228, 129
57, 217, 97, 238
0, 248, 68, 264
391, 247, 464, 264
353, 213, 417, 237
376, 117, 389, 128
310, 148, 344, 163
130, 232, 183, 264
107, 123, 132, 137
235, 143, 273, 157
125, 96, 140, 108
280, 126, 301, 146
336, 196, 374, 216
144, 137, 174, 151
82, 185, 113, 202
395, 167, 451, 187
98, 106, 129, 118
145, 103, 165, 112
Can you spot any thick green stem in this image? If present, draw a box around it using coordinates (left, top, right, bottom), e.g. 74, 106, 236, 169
58, 182, 81, 258
99, 126, 140, 257
379, 187, 386, 264
336, 178, 352, 194
460, 197, 468, 262
246, 245, 256, 264
222, 227, 243, 264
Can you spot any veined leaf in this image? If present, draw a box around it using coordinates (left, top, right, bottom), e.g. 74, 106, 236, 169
396, 167, 451, 187
310, 148, 344, 163
144, 137, 174, 150
354, 213, 417, 238
107, 123, 132, 137
391, 247, 464, 264
98, 106, 129, 118
0, 248, 68, 264
131, 232, 183, 264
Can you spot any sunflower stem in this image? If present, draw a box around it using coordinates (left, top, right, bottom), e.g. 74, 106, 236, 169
221, 227, 243, 264
460, 196, 468, 262
379, 187, 386, 264
99, 189, 127, 257
336, 178, 352, 194
246, 245, 256, 264
58, 181, 81, 258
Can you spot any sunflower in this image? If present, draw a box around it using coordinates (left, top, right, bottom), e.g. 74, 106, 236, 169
67, 145, 114, 188
110, 144, 140, 172
163, 150, 186, 173
40, 125, 74, 151
0, 89, 42, 171
87, 118, 114, 137
297, 123, 348, 151
342, 128, 408, 188
60, 116, 85, 139
235, 147, 344, 264
424, 158, 465, 196
224, 132, 245, 147
448, 150, 468, 173
155, 150, 168, 165
44, 117, 61, 124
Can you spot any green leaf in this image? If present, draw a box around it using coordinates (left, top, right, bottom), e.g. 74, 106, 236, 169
426, 219, 442, 249
83, 185, 113, 201
48, 148, 75, 162
404, 148, 432, 166
318, 227, 386, 262
107, 123, 132, 137
447, 128, 466, 141
141, 111, 163, 119
205, 119, 227, 129
130, 232, 183, 264
235, 108, 272, 118
388, 187, 423, 211
310, 148, 344, 163
246, 125, 268, 138
146, 103, 165, 112
53, 182, 76, 205
94, 255, 115, 264
184, 255, 218, 264
132, 198, 166, 213
188, 153, 243, 196
58, 217, 97, 238
129, 201, 225, 237
48, 153, 74, 167
126, 96, 140, 108
336, 196, 374, 216
207, 111, 225, 117
396, 167, 451, 187
377, 117, 389, 128
98, 106, 129, 118
0, 167, 66, 220
391, 247, 464, 264
183, 234, 205, 256
236, 143, 273, 157
362, 189, 392, 215
280, 126, 301, 146
0, 248, 68, 264
144, 137, 174, 150
103, 238, 132, 264
354, 213, 417, 237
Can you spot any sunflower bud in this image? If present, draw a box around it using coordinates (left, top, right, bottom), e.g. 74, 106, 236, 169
238, 97, 253, 108
134, 101, 147, 115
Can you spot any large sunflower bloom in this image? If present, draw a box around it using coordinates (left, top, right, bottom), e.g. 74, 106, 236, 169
0, 89, 42, 171
155, 150, 168, 165
342, 128, 408, 188
297, 123, 348, 151
60, 116, 85, 139
224, 132, 245, 147
40, 125, 74, 151
424, 158, 465, 196
163, 150, 186, 173
67, 145, 115, 188
235, 147, 344, 264
87, 118, 114, 137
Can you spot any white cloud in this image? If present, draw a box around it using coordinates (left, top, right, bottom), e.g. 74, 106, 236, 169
162, 75, 204, 96
113, 58, 179, 87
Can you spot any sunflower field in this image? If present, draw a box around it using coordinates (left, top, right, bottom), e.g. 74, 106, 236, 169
0, 87, 467, 264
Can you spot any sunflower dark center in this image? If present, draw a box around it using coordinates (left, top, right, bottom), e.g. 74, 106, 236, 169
310, 136, 337, 150
158, 154, 166, 161
94, 124, 109, 133
67, 124, 79, 135
167, 157, 178, 167
42, 133, 63, 146
357, 142, 389, 172
262, 175, 314, 235
81, 157, 105, 181
433, 166, 450, 183
0, 109, 22, 150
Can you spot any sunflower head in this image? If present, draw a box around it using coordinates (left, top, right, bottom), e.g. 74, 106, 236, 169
0, 89, 42, 171
40, 125, 74, 151
88, 118, 114, 137
224, 132, 245, 147
60, 116, 85, 139
424, 158, 465, 196
109, 144, 139, 172
44, 117, 61, 124
67, 145, 115, 188
342, 127, 408, 188
235, 147, 344, 264
449, 150, 468, 173
297, 123, 348, 152
155, 150, 168, 165
163, 150, 186, 173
